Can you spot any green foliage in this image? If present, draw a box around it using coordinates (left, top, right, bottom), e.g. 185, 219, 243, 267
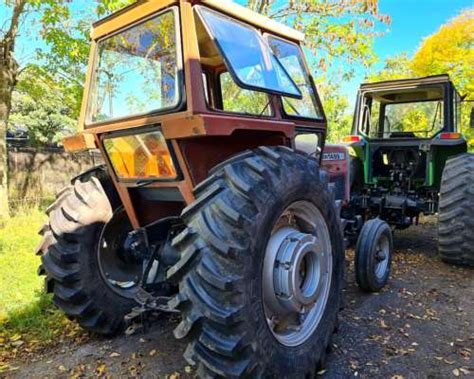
367, 53, 412, 82
1, 0, 136, 144
220, 72, 271, 115
316, 76, 353, 143
248, 0, 390, 78
9, 71, 76, 145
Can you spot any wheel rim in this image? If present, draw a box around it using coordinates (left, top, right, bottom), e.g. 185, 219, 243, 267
262, 201, 333, 347
97, 208, 141, 299
374, 234, 390, 280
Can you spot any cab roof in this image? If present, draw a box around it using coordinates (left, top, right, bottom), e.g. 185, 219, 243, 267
360, 74, 452, 91
91, 0, 305, 42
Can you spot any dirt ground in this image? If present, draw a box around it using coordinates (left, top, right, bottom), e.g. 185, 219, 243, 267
4, 218, 474, 378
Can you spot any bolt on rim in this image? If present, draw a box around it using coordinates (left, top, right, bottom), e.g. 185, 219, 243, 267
262, 201, 333, 347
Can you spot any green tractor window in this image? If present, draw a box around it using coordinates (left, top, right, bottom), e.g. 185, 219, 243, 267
361, 86, 446, 139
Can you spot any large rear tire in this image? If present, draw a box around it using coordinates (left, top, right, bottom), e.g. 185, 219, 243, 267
438, 153, 474, 266
167, 147, 344, 377
36, 167, 140, 335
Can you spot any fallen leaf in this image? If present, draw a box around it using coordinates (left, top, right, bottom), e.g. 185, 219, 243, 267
96, 362, 107, 376
109, 352, 120, 358
149, 349, 157, 357
9, 334, 22, 342
452, 368, 460, 377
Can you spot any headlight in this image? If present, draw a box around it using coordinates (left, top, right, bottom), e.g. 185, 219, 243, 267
103, 130, 177, 180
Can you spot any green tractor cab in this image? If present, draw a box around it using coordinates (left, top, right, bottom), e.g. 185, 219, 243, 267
320, 75, 474, 291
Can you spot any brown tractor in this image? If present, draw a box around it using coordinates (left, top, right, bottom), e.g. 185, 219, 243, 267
36, 1, 343, 376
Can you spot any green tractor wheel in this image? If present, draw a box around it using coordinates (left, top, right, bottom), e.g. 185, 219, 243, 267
438, 153, 474, 266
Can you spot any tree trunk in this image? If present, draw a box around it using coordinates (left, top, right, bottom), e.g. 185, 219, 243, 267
0, 53, 16, 219
0, 0, 27, 219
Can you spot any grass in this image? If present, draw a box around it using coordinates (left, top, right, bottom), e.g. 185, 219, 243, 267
0, 207, 85, 371
0, 209, 45, 319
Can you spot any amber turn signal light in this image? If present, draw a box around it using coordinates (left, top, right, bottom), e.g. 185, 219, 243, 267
103, 130, 177, 180
439, 132, 462, 140
342, 135, 362, 143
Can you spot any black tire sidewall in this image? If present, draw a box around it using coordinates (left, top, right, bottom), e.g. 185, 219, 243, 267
242, 167, 343, 375
356, 220, 393, 292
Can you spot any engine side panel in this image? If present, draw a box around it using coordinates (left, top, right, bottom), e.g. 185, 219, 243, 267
321, 145, 351, 203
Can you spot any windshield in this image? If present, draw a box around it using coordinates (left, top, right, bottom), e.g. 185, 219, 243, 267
266, 35, 323, 119
87, 9, 181, 124
361, 88, 445, 138
195, 6, 301, 99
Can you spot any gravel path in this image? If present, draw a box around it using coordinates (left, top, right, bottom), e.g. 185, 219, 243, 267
5, 218, 474, 378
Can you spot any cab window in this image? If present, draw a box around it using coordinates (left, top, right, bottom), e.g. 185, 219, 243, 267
219, 72, 271, 116
266, 35, 323, 119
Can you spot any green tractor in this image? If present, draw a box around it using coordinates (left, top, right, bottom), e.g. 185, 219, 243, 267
319, 75, 474, 291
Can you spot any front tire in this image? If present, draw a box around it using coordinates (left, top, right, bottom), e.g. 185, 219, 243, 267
355, 218, 393, 292
167, 147, 344, 377
36, 168, 140, 335
438, 153, 474, 266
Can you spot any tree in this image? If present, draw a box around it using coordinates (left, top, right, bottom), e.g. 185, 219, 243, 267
317, 77, 353, 143
412, 8, 474, 146
247, 0, 390, 77
367, 53, 412, 82
9, 71, 76, 145
412, 9, 473, 98
0, 0, 29, 219
369, 8, 473, 147
0, 0, 134, 218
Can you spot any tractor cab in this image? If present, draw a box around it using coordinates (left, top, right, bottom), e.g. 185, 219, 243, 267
350, 75, 467, 193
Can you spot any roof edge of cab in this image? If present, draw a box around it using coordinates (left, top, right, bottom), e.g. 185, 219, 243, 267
360, 74, 451, 90
91, 0, 305, 43
201, 0, 305, 42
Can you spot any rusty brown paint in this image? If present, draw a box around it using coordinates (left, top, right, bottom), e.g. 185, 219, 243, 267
63, 133, 96, 153
65, 0, 327, 225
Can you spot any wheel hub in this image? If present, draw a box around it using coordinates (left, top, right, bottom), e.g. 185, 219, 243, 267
374, 236, 390, 279
375, 248, 387, 262
262, 201, 333, 347
269, 230, 322, 314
